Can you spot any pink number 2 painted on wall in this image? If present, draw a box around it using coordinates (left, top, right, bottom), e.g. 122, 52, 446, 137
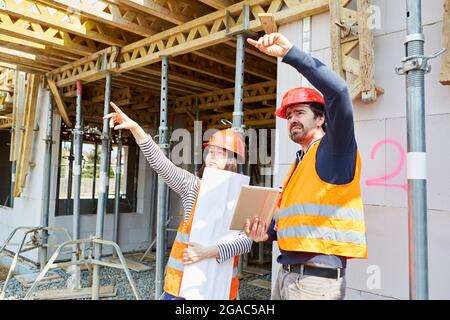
365, 139, 408, 192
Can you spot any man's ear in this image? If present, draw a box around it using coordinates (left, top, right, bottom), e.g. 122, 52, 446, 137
316, 115, 325, 128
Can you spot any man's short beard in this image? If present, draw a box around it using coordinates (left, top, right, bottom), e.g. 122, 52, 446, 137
289, 130, 304, 143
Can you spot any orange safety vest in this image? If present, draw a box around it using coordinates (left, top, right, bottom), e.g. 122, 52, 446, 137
164, 191, 240, 299
276, 141, 368, 258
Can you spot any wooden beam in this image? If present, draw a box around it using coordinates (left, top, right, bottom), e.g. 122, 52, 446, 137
170, 55, 235, 83
15, 74, 40, 197
38, 0, 169, 37
196, 0, 233, 10
224, 40, 277, 64
0, 34, 81, 61
0, 40, 74, 65
329, 0, 345, 78
0, 46, 62, 68
329, 0, 382, 103
441, 0, 450, 85
175, 80, 276, 112
200, 107, 276, 129
115, 0, 190, 25
51, 0, 343, 87
258, 13, 278, 34
0, 0, 129, 47
10, 71, 25, 161
47, 79, 72, 127
0, 114, 13, 129
0, 61, 48, 74
0, 54, 53, 73
0, 13, 101, 56
357, 0, 376, 102
193, 48, 276, 80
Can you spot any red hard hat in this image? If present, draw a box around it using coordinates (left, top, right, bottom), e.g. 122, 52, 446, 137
276, 87, 325, 119
203, 129, 245, 160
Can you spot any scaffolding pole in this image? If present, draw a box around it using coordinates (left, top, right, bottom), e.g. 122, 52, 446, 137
232, 34, 246, 130
72, 80, 83, 288
405, 0, 428, 300
395, 0, 445, 300
92, 72, 112, 300
92, 142, 98, 213
233, 32, 247, 277
155, 55, 170, 299
39, 89, 53, 270
113, 130, 123, 257
66, 132, 74, 215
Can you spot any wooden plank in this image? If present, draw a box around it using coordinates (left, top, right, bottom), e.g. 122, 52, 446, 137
343, 55, 360, 77
15, 73, 39, 197
10, 71, 25, 162
258, 13, 278, 34
0, 0, 127, 46
441, 0, 450, 85
115, 0, 190, 25
32, 285, 116, 300
62, 264, 90, 272
14, 271, 61, 287
193, 49, 276, 80
329, 0, 345, 79
357, 0, 377, 102
248, 278, 271, 290
103, 256, 152, 272
0, 13, 98, 56
244, 266, 271, 276
47, 79, 72, 127
0, 114, 13, 128
196, 0, 232, 10
39, 0, 159, 37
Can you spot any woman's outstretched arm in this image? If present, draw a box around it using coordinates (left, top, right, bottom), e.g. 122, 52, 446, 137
104, 102, 198, 197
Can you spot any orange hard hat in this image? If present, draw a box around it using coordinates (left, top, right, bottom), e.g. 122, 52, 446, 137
276, 87, 325, 119
203, 129, 245, 160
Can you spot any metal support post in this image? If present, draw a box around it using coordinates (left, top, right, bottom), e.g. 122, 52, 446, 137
233, 31, 247, 277
92, 142, 98, 212
155, 55, 170, 299
72, 80, 83, 288
232, 33, 246, 130
40, 90, 53, 270
394, 0, 446, 300
93, 72, 112, 300
66, 133, 74, 215
194, 96, 201, 173
113, 130, 123, 257
405, 0, 428, 300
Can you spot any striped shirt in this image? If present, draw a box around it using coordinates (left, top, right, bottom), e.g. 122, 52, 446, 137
138, 136, 253, 263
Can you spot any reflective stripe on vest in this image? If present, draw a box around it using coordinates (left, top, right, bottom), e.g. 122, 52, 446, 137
164, 187, 240, 299
276, 140, 368, 258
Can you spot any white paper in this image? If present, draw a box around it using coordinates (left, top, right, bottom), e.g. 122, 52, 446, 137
179, 167, 249, 300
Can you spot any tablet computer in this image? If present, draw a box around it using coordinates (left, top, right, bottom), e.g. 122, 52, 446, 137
229, 185, 280, 230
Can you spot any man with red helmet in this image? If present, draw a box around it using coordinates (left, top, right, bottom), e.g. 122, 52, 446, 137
244, 33, 367, 300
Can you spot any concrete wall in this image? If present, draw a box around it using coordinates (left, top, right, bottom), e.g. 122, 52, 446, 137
0, 130, 12, 205
0, 84, 55, 262
274, 0, 450, 300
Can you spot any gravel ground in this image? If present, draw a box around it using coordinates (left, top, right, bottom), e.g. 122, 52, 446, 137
0, 258, 271, 300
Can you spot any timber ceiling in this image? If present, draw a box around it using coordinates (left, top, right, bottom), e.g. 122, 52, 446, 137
0, 0, 342, 129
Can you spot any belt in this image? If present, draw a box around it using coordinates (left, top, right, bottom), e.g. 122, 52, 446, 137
282, 264, 345, 280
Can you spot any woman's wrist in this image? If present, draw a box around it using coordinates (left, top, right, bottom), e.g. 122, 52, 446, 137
207, 245, 220, 259
130, 125, 149, 145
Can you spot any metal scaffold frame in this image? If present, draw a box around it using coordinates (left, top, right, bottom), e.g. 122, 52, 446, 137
23, 237, 141, 300
0, 226, 72, 300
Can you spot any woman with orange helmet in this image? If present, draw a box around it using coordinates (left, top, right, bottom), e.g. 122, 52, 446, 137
104, 102, 251, 300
